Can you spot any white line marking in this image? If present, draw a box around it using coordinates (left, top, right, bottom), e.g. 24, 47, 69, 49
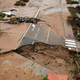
46, 39, 48, 42
32, 41, 34, 45
65, 42, 76, 45
46, 28, 50, 43
32, 28, 34, 31
65, 39, 75, 42
32, 24, 35, 27
32, 24, 35, 31
65, 44, 76, 48
34, 8, 40, 18
40, 24, 41, 26
35, 34, 37, 38
19, 23, 32, 43
15, 23, 32, 49
37, 28, 40, 32
47, 28, 50, 39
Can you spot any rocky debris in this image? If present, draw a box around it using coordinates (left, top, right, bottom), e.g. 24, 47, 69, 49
9, 17, 41, 24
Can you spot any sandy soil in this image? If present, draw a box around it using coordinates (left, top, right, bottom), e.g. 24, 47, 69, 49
0, 23, 29, 53
0, 0, 18, 8
16, 43, 76, 79
0, 52, 44, 80
0, 0, 18, 3
38, 12, 64, 36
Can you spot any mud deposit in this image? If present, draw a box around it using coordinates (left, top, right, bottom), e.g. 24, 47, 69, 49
15, 43, 76, 78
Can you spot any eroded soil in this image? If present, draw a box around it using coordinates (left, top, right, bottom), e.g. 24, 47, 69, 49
15, 43, 76, 79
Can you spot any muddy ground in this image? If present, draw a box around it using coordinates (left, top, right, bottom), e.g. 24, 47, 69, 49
15, 43, 76, 79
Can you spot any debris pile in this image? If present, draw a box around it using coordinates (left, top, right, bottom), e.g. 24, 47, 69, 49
67, 7, 80, 41
9, 17, 41, 24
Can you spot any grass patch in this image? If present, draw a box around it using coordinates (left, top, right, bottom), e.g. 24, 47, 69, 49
76, 6, 80, 14
68, 7, 77, 17
66, 0, 79, 4
43, 77, 49, 80
14, 1, 22, 6
0, 12, 6, 19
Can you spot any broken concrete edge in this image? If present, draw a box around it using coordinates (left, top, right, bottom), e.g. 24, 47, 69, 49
0, 42, 79, 79
0, 42, 77, 54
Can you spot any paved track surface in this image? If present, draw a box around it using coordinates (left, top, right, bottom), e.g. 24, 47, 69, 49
18, 23, 65, 48
17, 0, 65, 48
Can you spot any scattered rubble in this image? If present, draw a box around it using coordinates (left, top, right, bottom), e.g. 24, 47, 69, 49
10, 17, 42, 24
0, 17, 42, 24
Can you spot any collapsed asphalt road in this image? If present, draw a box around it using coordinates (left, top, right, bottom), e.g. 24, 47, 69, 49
15, 43, 76, 79
17, 23, 65, 49
16, 8, 65, 49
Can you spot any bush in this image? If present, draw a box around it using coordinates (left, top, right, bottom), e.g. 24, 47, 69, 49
14, 1, 22, 6
67, 16, 80, 27
43, 77, 49, 80
68, 7, 77, 17
22, 0, 29, 2
76, 6, 80, 14
21, 2, 26, 6
71, 1, 79, 4
0, 12, 6, 19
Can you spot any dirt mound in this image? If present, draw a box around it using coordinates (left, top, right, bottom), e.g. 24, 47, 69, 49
15, 43, 76, 79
